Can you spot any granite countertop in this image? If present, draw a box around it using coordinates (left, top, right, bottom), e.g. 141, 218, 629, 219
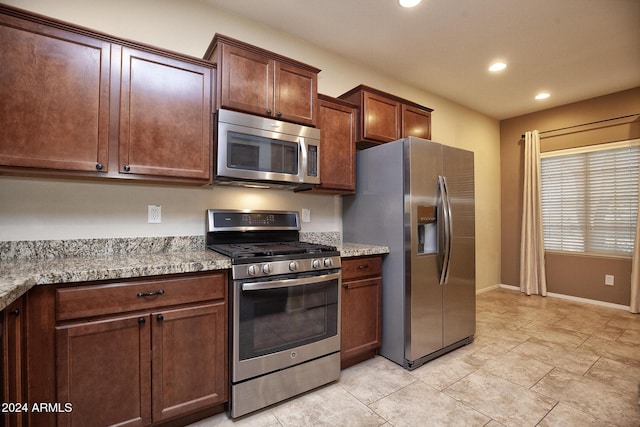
0, 234, 389, 312
0, 249, 231, 312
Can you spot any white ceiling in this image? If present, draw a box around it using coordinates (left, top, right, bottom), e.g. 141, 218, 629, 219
201, 0, 640, 120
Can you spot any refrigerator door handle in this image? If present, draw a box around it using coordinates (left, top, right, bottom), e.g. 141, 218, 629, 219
438, 175, 453, 285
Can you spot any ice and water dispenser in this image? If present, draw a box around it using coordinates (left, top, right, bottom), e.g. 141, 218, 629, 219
417, 205, 437, 254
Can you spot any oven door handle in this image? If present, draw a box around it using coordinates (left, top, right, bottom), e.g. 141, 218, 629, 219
241, 272, 341, 291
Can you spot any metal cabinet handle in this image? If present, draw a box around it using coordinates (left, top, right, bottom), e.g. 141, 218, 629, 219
123, 165, 131, 172
95, 163, 103, 171
9, 308, 19, 316
138, 317, 146, 326
137, 289, 165, 298
277, 111, 282, 117
157, 314, 164, 322
266, 109, 272, 115
356, 264, 369, 270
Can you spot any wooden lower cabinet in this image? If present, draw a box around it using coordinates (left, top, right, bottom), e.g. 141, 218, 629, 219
340, 256, 383, 369
56, 314, 152, 427
151, 304, 226, 423
2, 297, 25, 427
25, 272, 228, 427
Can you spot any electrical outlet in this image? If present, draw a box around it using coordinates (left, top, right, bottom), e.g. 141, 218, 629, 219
301, 208, 311, 223
148, 205, 161, 223
605, 274, 614, 286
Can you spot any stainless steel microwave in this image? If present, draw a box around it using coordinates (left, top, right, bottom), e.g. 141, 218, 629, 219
215, 109, 320, 188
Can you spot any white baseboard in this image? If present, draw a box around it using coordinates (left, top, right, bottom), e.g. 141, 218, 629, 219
493, 284, 630, 311
475, 284, 500, 295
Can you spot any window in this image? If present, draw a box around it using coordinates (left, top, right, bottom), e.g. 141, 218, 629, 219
540, 140, 640, 256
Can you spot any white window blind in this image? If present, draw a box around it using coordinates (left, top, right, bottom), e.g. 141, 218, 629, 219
540, 140, 640, 256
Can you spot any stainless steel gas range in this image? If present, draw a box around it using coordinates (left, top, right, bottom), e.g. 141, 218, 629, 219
206, 210, 341, 418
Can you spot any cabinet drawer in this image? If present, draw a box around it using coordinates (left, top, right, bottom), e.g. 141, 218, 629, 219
341, 256, 382, 281
56, 273, 226, 321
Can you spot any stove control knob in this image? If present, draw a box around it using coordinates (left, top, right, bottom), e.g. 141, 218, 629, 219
289, 261, 299, 272
323, 258, 333, 268
262, 264, 271, 274
248, 265, 258, 276
312, 259, 321, 269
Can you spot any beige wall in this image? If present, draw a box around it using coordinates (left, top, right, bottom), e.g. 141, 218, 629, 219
500, 87, 640, 305
0, 0, 501, 290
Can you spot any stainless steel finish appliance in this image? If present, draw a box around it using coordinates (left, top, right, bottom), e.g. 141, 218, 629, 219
343, 137, 475, 370
206, 210, 341, 417
215, 109, 321, 188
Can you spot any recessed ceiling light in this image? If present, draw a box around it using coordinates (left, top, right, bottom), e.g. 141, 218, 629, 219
488, 62, 507, 72
399, 0, 422, 8
535, 92, 551, 100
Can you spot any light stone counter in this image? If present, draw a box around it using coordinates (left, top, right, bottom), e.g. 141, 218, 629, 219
0, 234, 388, 312
0, 236, 230, 312
336, 242, 390, 258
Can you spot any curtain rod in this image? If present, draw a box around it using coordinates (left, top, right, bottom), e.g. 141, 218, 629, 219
520, 113, 640, 139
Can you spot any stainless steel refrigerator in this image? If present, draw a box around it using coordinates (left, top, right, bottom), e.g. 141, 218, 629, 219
343, 137, 475, 370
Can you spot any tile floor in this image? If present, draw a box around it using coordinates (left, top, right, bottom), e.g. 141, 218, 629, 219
190, 288, 640, 426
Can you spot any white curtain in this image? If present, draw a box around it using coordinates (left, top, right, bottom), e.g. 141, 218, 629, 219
630, 177, 640, 313
520, 130, 547, 296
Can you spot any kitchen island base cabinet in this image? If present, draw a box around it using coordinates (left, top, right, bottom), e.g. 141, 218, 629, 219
25, 272, 228, 427
340, 256, 383, 369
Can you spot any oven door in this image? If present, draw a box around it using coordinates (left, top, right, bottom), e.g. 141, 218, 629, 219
232, 270, 340, 383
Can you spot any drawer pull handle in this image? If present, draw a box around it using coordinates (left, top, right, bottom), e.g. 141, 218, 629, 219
137, 290, 165, 298
356, 265, 369, 270
343, 284, 349, 289
9, 308, 20, 316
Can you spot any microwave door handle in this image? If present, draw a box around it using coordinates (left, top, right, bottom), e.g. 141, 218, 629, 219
242, 272, 341, 291
299, 136, 307, 182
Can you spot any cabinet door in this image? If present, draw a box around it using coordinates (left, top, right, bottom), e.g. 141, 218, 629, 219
119, 46, 212, 180
2, 298, 24, 427
274, 62, 317, 126
151, 303, 227, 422
316, 98, 356, 193
56, 314, 151, 427
0, 15, 110, 173
341, 277, 382, 364
219, 44, 273, 117
362, 92, 400, 143
402, 104, 431, 140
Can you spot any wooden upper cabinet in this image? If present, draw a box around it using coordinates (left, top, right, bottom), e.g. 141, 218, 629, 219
216, 43, 273, 117
402, 104, 432, 140
339, 85, 433, 148
274, 62, 317, 125
362, 92, 401, 143
305, 95, 357, 194
119, 47, 213, 181
205, 33, 320, 126
0, 4, 214, 184
0, 10, 110, 173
